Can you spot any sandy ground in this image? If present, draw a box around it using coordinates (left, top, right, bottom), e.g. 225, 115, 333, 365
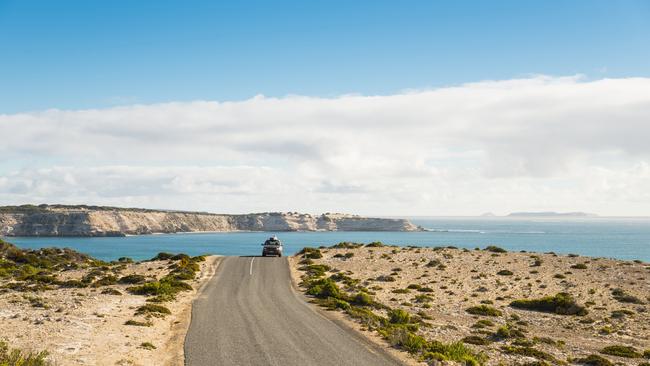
290, 246, 650, 365
0, 256, 219, 366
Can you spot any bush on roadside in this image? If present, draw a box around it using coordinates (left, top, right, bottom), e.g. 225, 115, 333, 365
466, 305, 502, 317
330, 242, 363, 249
574, 354, 613, 366
352, 292, 373, 306
0, 340, 50, 366
510, 293, 588, 316
117, 274, 146, 284
611, 288, 643, 304
124, 319, 153, 327
305, 278, 341, 299
485, 246, 507, 253
388, 309, 411, 324
297, 247, 323, 259
599, 345, 642, 358
135, 304, 171, 317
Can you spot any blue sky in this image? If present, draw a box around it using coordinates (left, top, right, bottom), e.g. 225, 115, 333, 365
1, 0, 649, 113
1, 1, 650, 215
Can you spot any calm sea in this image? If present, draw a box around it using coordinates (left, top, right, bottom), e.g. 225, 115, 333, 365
4, 218, 650, 262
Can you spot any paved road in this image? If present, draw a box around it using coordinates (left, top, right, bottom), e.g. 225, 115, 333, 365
184, 256, 402, 366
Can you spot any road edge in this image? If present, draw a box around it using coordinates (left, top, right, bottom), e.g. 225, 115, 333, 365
286, 256, 418, 366
175, 255, 223, 366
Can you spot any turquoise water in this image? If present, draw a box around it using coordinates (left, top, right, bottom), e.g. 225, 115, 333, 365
4, 218, 650, 262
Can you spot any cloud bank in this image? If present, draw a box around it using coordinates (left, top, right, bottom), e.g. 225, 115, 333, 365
1, 76, 649, 215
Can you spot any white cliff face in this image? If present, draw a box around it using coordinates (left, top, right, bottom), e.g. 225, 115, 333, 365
0, 208, 420, 236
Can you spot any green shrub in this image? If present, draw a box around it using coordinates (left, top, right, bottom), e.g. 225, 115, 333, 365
392, 288, 410, 294
0, 340, 50, 366
644, 350, 650, 359
306, 278, 341, 299
426, 259, 442, 267
501, 345, 556, 362
610, 309, 634, 318
101, 288, 122, 295
414, 294, 433, 303
495, 324, 525, 339
365, 242, 385, 248
575, 354, 613, 366
135, 304, 171, 317
466, 305, 502, 317
298, 247, 323, 259
385, 327, 426, 354
150, 252, 174, 261
497, 270, 513, 276
330, 242, 363, 249
93, 275, 118, 286
510, 293, 588, 316
472, 319, 495, 329
428, 341, 484, 366
571, 263, 588, 269
346, 306, 388, 330
376, 275, 396, 282
124, 319, 152, 327
333, 299, 350, 310
353, 292, 373, 306
485, 246, 507, 253
58, 280, 88, 288
599, 345, 642, 358
127, 277, 192, 299
462, 335, 491, 345
190, 255, 206, 262
302, 264, 331, 278
139, 342, 156, 350
388, 309, 411, 324
611, 288, 643, 304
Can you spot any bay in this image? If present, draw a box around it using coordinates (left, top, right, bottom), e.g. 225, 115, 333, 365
4, 217, 650, 262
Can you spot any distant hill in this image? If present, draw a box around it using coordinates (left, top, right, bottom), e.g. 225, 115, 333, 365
507, 211, 598, 218
0, 204, 422, 236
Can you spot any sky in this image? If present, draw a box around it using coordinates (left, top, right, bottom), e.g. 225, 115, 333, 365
1, 1, 649, 216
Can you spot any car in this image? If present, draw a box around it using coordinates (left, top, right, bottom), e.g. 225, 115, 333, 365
261, 235, 283, 257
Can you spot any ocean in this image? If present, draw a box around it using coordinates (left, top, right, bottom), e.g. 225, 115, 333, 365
4, 217, 650, 262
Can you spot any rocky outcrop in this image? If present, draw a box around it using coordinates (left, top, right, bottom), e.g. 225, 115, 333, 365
0, 206, 421, 236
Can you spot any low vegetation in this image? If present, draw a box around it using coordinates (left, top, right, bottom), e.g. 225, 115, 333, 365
296, 245, 486, 365
510, 293, 588, 316
574, 354, 613, 366
135, 304, 171, 317
599, 345, 642, 358
610, 288, 643, 304
0, 340, 50, 366
466, 305, 502, 317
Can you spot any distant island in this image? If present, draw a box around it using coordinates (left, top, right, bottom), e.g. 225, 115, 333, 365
0, 204, 421, 237
507, 211, 598, 218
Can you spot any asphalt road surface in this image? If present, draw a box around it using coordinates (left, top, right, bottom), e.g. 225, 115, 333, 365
184, 256, 402, 366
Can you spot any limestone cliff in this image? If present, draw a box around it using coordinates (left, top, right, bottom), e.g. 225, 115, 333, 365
0, 205, 420, 236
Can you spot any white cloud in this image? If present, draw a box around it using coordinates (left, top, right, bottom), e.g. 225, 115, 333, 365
1, 76, 649, 215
